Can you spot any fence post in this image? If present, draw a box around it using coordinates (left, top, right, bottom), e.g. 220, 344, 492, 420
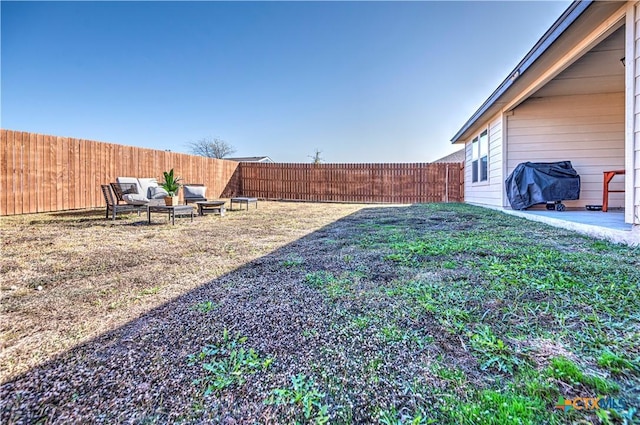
2, 133, 467, 215
445, 164, 449, 203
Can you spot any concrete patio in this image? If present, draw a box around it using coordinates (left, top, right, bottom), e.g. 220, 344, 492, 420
497, 207, 639, 246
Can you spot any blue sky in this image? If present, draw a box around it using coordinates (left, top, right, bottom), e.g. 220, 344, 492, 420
2, 1, 570, 163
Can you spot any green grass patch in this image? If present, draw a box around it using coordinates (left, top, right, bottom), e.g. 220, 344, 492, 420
265, 374, 329, 424
351, 315, 372, 330
378, 406, 432, 425
384, 278, 477, 334
469, 325, 521, 374
597, 351, 639, 375
191, 300, 217, 313
384, 235, 478, 265
375, 321, 433, 348
281, 255, 304, 268
547, 357, 619, 394
351, 204, 637, 421
305, 270, 363, 299
448, 389, 550, 425
430, 362, 467, 388
188, 329, 272, 396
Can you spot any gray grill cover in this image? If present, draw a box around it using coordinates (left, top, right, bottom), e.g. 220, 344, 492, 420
505, 161, 580, 210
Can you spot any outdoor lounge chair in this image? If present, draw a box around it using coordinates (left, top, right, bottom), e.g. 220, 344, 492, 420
112, 178, 170, 206
183, 184, 207, 204
110, 181, 147, 205
101, 184, 145, 221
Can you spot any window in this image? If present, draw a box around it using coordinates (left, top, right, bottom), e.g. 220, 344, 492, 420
471, 130, 488, 183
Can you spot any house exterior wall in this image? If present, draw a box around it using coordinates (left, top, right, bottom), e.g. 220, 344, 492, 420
464, 113, 504, 206
458, 2, 638, 223
630, 1, 640, 224
506, 92, 625, 209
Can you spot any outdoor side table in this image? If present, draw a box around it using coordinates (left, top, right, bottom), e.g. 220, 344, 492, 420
147, 204, 194, 225
602, 169, 625, 212
196, 201, 226, 216
230, 197, 258, 211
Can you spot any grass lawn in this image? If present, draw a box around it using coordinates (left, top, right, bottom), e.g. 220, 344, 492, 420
1, 202, 638, 424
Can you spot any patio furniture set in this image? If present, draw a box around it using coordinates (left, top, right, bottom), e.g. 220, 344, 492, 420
101, 176, 257, 224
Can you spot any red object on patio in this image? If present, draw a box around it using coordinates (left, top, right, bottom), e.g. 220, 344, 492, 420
602, 169, 625, 212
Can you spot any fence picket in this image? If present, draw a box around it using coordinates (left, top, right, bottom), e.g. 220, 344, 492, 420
35, 133, 44, 212
238, 162, 463, 204
1, 130, 463, 215
0, 130, 241, 215
4, 131, 15, 215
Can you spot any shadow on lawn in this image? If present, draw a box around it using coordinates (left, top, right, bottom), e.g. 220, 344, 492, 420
28, 208, 139, 225
1, 205, 420, 423
2, 203, 636, 424
33, 208, 165, 226
49, 209, 107, 218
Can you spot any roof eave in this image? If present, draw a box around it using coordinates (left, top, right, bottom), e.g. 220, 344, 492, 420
450, 0, 594, 144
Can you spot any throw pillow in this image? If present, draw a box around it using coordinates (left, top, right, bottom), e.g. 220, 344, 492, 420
149, 186, 169, 199
123, 193, 150, 205
184, 185, 207, 199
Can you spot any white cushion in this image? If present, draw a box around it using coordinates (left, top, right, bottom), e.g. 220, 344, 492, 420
116, 177, 142, 195
184, 185, 207, 199
123, 193, 150, 205
149, 186, 169, 199
138, 178, 159, 198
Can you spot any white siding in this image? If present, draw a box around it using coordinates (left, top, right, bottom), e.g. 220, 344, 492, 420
507, 93, 625, 208
535, 26, 624, 98
633, 2, 640, 224
464, 114, 503, 206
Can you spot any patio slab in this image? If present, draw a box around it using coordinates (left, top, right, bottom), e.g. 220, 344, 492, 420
481, 205, 639, 246
521, 209, 631, 231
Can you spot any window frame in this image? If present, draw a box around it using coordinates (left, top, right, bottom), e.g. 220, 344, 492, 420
471, 129, 489, 184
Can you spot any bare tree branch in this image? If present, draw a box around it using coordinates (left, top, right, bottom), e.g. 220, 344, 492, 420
308, 148, 323, 164
188, 137, 236, 159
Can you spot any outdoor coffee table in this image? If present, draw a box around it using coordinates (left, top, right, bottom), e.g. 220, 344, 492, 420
195, 200, 226, 216
147, 204, 194, 225
230, 197, 258, 211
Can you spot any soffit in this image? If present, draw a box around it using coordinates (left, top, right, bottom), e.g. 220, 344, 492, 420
454, 1, 625, 142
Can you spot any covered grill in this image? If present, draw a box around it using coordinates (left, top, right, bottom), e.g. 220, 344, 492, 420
505, 161, 580, 211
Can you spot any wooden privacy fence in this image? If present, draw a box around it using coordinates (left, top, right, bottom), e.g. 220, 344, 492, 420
0, 129, 463, 215
239, 162, 464, 204
0, 129, 239, 216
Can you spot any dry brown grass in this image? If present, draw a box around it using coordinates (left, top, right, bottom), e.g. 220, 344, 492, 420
2, 202, 637, 423
0, 201, 368, 382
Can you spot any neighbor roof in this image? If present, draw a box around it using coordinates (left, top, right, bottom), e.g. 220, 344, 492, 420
450, 0, 593, 143
227, 156, 274, 163
432, 149, 465, 163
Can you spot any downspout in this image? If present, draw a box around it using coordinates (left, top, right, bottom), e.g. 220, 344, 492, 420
625, 3, 639, 225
